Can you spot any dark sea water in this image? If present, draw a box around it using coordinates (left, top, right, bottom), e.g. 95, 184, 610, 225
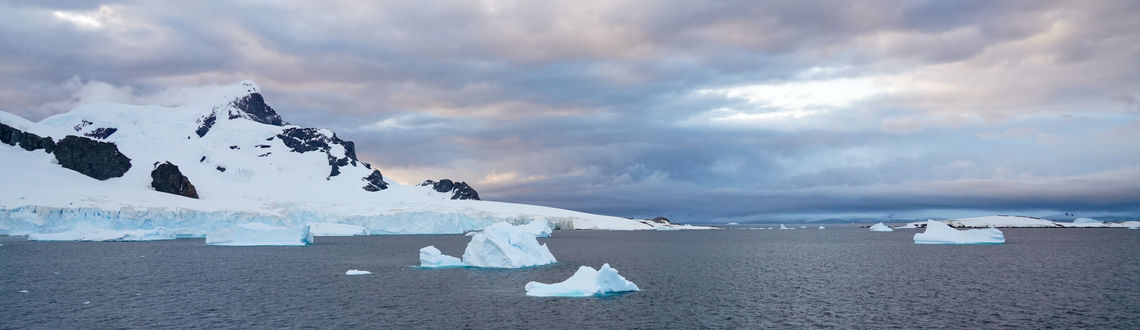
2, 226, 1139, 329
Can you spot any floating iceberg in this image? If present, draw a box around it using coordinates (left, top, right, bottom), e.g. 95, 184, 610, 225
525, 263, 640, 297
205, 223, 313, 246
518, 219, 553, 238
419, 246, 465, 268
818, 226, 826, 230
345, 269, 372, 276
868, 223, 893, 232
779, 224, 792, 230
726, 222, 739, 225
462, 222, 556, 268
913, 220, 1005, 244
28, 227, 176, 241
309, 223, 367, 236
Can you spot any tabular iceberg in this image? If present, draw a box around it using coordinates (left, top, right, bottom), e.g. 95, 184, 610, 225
345, 270, 372, 276
913, 220, 1005, 244
525, 263, 640, 297
205, 223, 313, 246
419, 246, 465, 268
462, 222, 557, 268
868, 223, 893, 232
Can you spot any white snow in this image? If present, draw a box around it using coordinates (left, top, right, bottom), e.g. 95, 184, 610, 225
205, 223, 313, 246
518, 219, 553, 238
1, 82, 687, 241
913, 220, 1005, 244
309, 223, 367, 236
419, 245, 465, 268
461, 222, 557, 268
868, 223, 893, 232
525, 263, 640, 297
1072, 217, 1101, 223
726, 222, 739, 225
345, 269, 372, 276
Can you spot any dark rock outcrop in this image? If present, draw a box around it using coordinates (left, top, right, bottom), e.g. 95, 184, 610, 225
2, 122, 56, 153
84, 127, 117, 139
195, 113, 216, 137
53, 135, 132, 180
230, 93, 285, 126
276, 127, 359, 178
419, 179, 480, 200
150, 161, 198, 199
649, 217, 672, 224
362, 170, 388, 191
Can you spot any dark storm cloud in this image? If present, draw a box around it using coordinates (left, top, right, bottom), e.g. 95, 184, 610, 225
2, 0, 1139, 222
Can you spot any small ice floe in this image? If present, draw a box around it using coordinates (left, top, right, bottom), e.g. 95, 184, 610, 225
419, 246, 465, 268
818, 226, 826, 230
83, 301, 91, 305
345, 269, 372, 276
464, 231, 479, 237
913, 220, 1004, 244
726, 222, 739, 225
779, 224, 792, 230
18, 289, 29, 293
868, 223, 893, 232
525, 264, 640, 297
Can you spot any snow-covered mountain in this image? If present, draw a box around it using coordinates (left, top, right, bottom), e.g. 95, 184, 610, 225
0, 81, 682, 240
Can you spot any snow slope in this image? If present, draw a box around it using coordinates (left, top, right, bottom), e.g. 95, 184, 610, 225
0, 81, 683, 239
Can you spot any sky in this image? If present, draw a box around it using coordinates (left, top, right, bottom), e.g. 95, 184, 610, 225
2, 1, 1139, 223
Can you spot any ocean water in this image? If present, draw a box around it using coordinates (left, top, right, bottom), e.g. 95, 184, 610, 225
2, 226, 1138, 328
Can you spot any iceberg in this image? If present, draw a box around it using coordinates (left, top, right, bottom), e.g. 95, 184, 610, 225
726, 222, 739, 225
818, 225, 826, 230
419, 246, 465, 268
518, 219, 553, 238
868, 223, 893, 232
309, 223, 367, 236
345, 269, 372, 276
205, 223, 313, 246
779, 224, 792, 230
525, 263, 640, 297
462, 222, 556, 268
913, 220, 1005, 244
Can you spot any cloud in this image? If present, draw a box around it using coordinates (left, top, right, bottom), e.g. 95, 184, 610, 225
1, 1, 1139, 222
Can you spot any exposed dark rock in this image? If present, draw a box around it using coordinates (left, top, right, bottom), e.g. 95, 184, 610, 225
258, 152, 271, 157
150, 161, 198, 199
229, 145, 239, 150
53, 135, 132, 180
195, 113, 216, 137
199, 156, 206, 162
83, 127, 117, 139
255, 144, 270, 148
2, 122, 55, 153
362, 170, 388, 191
276, 127, 361, 178
649, 217, 672, 224
229, 93, 285, 126
74, 120, 93, 132
419, 179, 480, 200
216, 166, 226, 172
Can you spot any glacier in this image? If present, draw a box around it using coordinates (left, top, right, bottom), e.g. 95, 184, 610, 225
418, 246, 466, 268
1, 80, 704, 242
524, 263, 640, 297
868, 223, 893, 232
462, 222, 557, 268
913, 220, 1005, 245
205, 223, 313, 246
